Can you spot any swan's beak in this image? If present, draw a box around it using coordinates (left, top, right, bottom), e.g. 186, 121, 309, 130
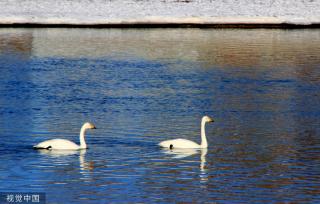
209, 118, 214, 122
92, 126, 97, 129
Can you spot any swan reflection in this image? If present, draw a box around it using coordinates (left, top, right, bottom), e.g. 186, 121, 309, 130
37, 149, 80, 157
36, 149, 93, 179
162, 148, 208, 183
162, 148, 199, 159
162, 148, 208, 171
79, 150, 94, 172
199, 148, 208, 183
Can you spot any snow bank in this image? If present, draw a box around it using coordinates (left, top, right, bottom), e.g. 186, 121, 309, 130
0, 0, 319, 26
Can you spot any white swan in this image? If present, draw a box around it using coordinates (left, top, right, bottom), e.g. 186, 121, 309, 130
158, 116, 214, 149
33, 122, 96, 150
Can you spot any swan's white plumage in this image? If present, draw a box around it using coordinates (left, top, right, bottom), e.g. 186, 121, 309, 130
33, 122, 96, 150
159, 139, 201, 148
158, 116, 213, 149
34, 139, 80, 150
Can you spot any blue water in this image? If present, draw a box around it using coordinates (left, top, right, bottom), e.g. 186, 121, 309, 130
0, 28, 320, 203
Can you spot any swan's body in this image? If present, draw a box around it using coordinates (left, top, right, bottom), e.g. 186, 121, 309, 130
159, 116, 213, 149
159, 139, 202, 149
33, 122, 96, 150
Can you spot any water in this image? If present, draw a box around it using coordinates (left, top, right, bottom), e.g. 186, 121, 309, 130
0, 28, 319, 203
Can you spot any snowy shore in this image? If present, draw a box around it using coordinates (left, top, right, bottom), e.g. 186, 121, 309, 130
0, 0, 319, 27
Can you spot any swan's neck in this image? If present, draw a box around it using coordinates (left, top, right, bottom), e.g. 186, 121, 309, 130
79, 127, 87, 149
200, 120, 208, 148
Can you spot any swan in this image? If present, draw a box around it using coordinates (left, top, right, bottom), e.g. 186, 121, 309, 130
158, 116, 214, 149
33, 122, 96, 150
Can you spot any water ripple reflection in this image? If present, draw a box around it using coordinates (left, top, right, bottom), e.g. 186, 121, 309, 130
0, 28, 319, 203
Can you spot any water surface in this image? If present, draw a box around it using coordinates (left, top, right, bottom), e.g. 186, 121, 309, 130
0, 28, 320, 203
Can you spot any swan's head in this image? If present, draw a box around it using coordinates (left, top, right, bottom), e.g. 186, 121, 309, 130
202, 116, 214, 123
82, 122, 96, 130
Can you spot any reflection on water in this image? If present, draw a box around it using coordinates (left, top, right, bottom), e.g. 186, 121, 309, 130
162, 148, 200, 159
37, 149, 82, 157
37, 149, 95, 182
162, 148, 209, 184
0, 28, 319, 203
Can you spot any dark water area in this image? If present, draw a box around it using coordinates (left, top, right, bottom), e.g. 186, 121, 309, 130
0, 28, 319, 203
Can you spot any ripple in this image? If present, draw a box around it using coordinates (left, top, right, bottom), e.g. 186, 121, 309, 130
1, 28, 320, 203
